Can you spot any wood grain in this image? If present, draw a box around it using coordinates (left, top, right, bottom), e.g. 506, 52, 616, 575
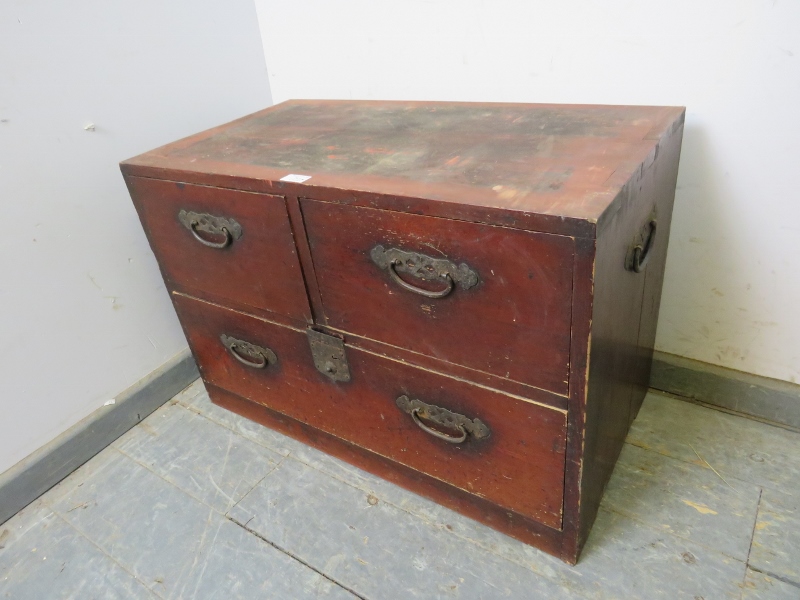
301, 200, 574, 396
121, 100, 685, 237
125, 176, 311, 323
207, 383, 568, 561
173, 293, 568, 529
576, 119, 685, 551
120, 100, 686, 564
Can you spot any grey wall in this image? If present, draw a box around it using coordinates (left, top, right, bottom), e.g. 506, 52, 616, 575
0, 0, 271, 475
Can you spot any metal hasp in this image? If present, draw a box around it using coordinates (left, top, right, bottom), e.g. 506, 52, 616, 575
178, 210, 243, 249
370, 245, 479, 299
307, 329, 351, 382
396, 395, 491, 444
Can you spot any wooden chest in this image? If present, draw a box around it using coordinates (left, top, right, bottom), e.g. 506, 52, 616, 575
121, 100, 684, 564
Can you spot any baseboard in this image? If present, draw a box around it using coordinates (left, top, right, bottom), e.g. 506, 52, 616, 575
650, 351, 800, 430
3, 348, 794, 525
0, 349, 199, 526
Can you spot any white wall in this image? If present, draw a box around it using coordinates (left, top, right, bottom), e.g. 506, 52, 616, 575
256, 0, 800, 385
0, 0, 271, 475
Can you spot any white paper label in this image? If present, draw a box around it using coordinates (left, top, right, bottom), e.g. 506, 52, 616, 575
280, 174, 312, 183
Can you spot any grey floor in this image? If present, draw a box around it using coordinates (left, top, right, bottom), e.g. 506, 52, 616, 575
1, 381, 799, 600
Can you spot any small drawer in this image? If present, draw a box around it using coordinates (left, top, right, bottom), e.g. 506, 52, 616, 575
174, 293, 568, 529
126, 176, 311, 322
301, 200, 574, 396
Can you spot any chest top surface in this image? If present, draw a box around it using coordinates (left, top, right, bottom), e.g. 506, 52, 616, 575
123, 100, 684, 231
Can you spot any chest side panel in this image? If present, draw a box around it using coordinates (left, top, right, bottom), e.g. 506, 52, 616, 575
576, 120, 685, 550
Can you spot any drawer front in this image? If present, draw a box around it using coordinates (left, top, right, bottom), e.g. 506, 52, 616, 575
301, 200, 574, 396
174, 293, 568, 529
126, 176, 311, 322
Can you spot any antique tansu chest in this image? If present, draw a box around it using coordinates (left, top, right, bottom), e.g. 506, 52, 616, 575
121, 100, 684, 564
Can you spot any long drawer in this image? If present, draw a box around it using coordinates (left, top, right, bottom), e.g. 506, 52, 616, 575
301, 200, 574, 396
126, 177, 311, 322
173, 292, 568, 529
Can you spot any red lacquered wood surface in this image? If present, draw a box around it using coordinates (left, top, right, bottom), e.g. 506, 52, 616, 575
120, 100, 687, 564
173, 292, 568, 529
121, 100, 685, 237
342, 331, 569, 411
301, 200, 574, 396
207, 384, 569, 561
126, 176, 311, 323
576, 119, 685, 551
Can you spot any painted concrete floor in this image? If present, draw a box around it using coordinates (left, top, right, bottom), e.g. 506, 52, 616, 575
1, 381, 799, 600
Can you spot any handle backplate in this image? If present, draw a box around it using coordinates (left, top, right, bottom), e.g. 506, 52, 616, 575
396, 395, 490, 443
179, 210, 242, 249
370, 245, 478, 298
220, 334, 277, 369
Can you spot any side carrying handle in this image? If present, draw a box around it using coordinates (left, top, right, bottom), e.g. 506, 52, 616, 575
179, 210, 243, 249
396, 395, 490, 444
370, 245, 479, 299
627, 219, 657, 273
220, 334, 277, 369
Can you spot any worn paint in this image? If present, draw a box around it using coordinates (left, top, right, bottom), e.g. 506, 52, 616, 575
681, 499, 718, 515
7, 385, 793, 598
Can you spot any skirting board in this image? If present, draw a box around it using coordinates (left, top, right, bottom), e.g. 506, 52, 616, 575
650, 350, 800, 431
0, 348, 199, 526
2, 347, 794, 524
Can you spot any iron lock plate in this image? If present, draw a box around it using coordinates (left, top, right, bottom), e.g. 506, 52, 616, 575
307, 329, 351, 383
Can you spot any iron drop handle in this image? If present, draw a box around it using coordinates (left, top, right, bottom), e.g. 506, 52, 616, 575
396, 395, 490, 444
220, 334, 277, 369
179, 210, 243, 249
388, 261, 454, 299
370, 245, 479, 299
627, 219, 657, 273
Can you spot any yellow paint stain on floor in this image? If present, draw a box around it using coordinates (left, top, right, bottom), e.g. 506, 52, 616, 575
682, 499, 718, 515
